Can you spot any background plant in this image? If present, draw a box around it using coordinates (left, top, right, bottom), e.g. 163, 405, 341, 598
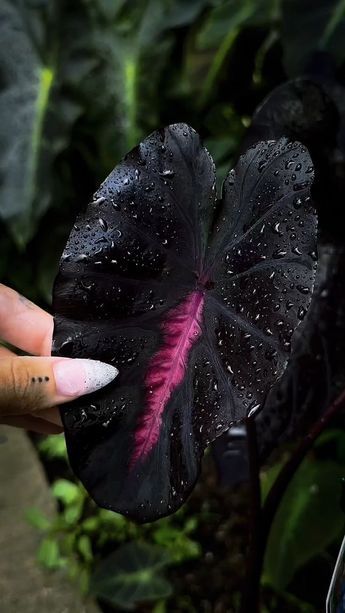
2, 0, 345, 611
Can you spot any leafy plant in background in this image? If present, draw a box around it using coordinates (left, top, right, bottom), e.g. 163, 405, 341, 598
28, 435, 201, 609
3, 0, 345, 611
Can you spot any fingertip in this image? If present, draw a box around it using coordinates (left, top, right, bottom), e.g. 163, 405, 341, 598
53, 358, 118, 401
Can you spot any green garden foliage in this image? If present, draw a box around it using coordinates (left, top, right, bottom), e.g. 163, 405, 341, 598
0, 0, 277, 303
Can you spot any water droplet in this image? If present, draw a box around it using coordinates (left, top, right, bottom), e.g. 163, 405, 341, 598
273, 248, 287, 259
93, 196, 105, 205
99, 218, 108, 231
248, 403, 260, 417
298, 306, 306, 320
297, 285, 310, 295
159, 169, 175, 178
293, 181, 310, 192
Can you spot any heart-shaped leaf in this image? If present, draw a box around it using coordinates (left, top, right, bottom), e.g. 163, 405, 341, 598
90, 542, 172, 610
53, 123, 317, 522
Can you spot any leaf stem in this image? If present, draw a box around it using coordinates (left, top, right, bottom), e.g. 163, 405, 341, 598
240, 416, 261, 613
241, 387, 345, 612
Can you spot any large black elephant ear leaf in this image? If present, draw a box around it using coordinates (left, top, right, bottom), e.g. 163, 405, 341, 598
53, 125, 317, 522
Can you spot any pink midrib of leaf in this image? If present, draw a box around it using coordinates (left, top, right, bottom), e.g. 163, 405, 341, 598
130, 290, 205, 468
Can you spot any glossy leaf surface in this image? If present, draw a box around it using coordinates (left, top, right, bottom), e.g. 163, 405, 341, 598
239, 78, 345, 461
53, 124, 317, 521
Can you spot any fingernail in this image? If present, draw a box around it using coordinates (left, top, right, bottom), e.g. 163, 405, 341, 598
53, 359, 118, 398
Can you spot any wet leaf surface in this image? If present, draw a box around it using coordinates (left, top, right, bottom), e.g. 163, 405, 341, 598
256, 243, 345, 460
53, 123, 317, 521
214, 76, 345, 484
238, 77, 345, 462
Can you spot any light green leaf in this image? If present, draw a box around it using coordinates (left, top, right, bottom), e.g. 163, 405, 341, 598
77, 535, 93, 563
38, 434, 67, 460
37, 537, 61, 570
26, 507, 51, 531
51, 479, 84, 506
63, 503, 84, 525
264, 459, 345, 591
82, 517, 100, 533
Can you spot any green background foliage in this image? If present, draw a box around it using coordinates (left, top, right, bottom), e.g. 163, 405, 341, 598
2, 0, 345, 611
2, 0, 345, 304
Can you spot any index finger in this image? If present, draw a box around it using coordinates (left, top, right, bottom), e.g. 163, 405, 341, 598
0, 284, 53, 356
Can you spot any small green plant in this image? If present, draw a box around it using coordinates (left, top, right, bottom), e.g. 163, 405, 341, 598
90, 542, 173, 611
28, 435, 201, 608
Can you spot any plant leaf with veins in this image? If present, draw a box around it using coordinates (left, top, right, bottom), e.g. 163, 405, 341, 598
53, 123, 317, 522
0, 1, 55, 245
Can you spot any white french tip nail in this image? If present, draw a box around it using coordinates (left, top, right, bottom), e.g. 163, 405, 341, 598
54, 358, 119, 398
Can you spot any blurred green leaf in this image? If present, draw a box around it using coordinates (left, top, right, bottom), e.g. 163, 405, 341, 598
264, 459, 345, 591
83, 0, 210, 161
281, 0, 345, 76
152, 600, 167, 613
64, 503, 84, 525
26, 507, 51, 531
0, 1, 83, 247
190, 0, 278, 106
0, 1, 52, 245
37, 537, 62, 569
38, 434, 67, 460
90, 542, 173, 610
152, 521, 201, 563
52, 479, 84, 506
82, 516, 100, 533
77, 535, 93, 563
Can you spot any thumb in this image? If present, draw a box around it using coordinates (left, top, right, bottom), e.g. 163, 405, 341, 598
0, 356, 118, 417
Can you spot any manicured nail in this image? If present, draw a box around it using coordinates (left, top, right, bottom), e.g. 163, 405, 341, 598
53, 359, 118, 398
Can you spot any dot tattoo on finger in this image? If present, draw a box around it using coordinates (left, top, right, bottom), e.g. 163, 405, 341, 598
31, 376, 50, 384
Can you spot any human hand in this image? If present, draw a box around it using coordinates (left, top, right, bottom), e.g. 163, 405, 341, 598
0, 284, 118, 434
